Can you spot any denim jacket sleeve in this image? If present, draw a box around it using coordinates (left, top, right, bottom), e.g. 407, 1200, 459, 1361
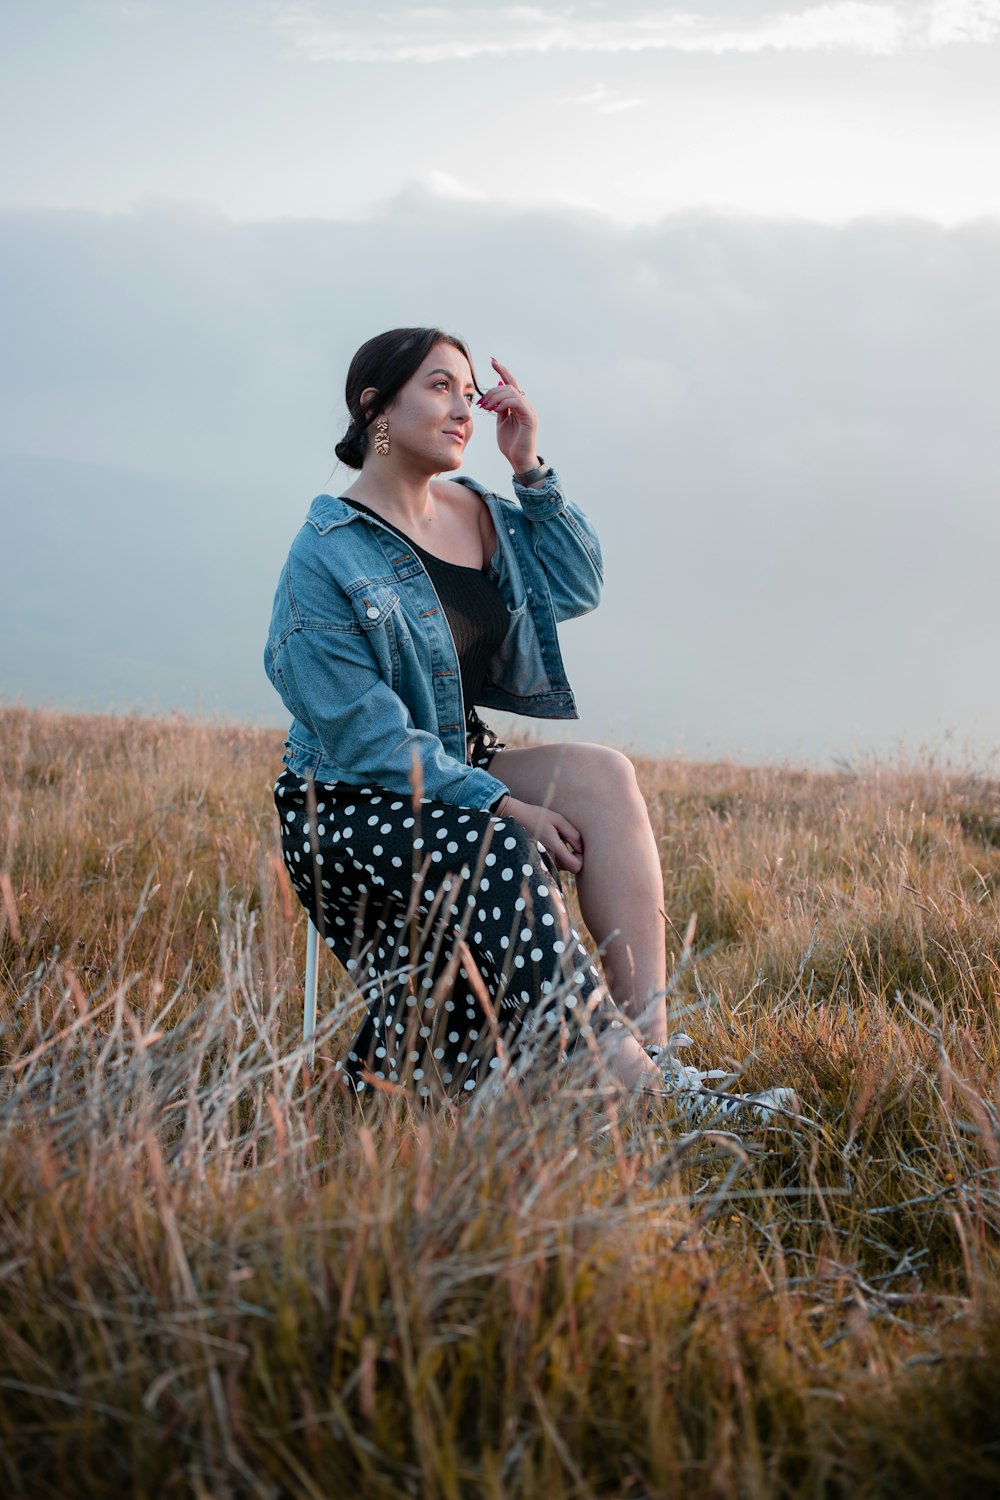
510, 468, 603, 621
267, 541, 509, 810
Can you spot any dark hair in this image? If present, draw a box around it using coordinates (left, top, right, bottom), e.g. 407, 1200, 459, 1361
335, 327, 481, 469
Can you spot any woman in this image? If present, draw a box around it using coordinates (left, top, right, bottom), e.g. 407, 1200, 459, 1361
266, 326, 668, 1101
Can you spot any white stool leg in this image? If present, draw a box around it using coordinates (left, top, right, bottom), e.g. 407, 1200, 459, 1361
303, 919, 319, 1057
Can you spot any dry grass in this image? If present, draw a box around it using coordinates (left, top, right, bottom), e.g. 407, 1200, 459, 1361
2, 705, 1000, 1498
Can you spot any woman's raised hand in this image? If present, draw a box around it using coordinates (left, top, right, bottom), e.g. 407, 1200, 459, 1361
504, 797, 584, 875
477, 357, 540, 476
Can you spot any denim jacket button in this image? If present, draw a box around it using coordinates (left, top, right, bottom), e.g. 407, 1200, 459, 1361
366, 606, 380, 619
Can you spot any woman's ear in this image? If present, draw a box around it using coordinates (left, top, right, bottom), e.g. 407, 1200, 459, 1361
360, 386, 380, 413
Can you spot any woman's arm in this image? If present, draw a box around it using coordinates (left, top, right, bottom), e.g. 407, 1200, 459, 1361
478, 357, 603, 621
512, 468, 603, 621
266, 553, 508, 810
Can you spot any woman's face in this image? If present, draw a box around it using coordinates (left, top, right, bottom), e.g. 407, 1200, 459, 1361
380, 342, 476, 472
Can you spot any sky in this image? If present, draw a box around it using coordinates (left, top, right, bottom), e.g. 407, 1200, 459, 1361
2, 1, 999, 766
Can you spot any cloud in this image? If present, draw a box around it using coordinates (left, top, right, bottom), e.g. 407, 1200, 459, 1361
565, 82, 645, 113
270, 1, 1000, 64
423, 170, 489, 201
2, 195, 999, 761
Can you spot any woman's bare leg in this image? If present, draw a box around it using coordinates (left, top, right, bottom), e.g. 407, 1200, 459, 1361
489, 742, 668, 1046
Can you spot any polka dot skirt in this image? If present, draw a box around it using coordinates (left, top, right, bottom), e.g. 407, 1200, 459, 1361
274, 735, 612, 1099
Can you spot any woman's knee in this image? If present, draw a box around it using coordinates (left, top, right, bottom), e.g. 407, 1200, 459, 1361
557, 744, 645, 820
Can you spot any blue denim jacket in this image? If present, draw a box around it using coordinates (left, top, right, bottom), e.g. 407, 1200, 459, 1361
264, 469, 603, 809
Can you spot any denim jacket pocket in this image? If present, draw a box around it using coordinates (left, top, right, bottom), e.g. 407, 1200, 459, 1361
344, 580, 406, 688
346, 580, 401, 632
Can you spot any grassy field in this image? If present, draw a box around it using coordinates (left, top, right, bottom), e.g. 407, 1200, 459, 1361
2, 705, 1000, 1498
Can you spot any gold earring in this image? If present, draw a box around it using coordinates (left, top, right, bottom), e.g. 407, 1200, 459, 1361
373, 413, 390, 456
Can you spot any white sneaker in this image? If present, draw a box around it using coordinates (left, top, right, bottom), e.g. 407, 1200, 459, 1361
649, 1037, 798, 1126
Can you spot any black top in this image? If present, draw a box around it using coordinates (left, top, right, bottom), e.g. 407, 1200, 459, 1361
344, 500, 509, 719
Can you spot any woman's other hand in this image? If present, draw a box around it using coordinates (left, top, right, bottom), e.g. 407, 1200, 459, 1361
477, 357, 540, 477
504, 797, 584, 874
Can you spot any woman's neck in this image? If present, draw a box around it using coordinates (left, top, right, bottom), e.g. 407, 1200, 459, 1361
342, 458, 444, 530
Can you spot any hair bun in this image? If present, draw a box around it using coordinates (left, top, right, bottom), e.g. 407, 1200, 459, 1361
335, 429, 366, 469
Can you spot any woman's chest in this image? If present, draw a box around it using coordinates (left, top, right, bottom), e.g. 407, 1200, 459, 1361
423, 482, 498, 570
